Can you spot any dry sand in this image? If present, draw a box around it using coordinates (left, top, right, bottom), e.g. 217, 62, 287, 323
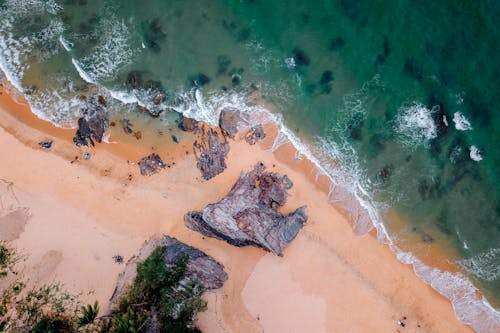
0, 82, 473, 332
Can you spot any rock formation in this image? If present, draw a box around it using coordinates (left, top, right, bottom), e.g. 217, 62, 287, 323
109, 236, 227, 311
73, 95, 109, 146
244, 124, 266, 145
138, 153, 166, 176
193, 124, 230, 180
219, 108, 242, 139
185, 163, 307, 256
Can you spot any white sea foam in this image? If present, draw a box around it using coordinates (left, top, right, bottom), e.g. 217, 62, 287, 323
458, 248, 500, 282
72, 16, 135, 83
395, 103, 437, 148
470, 145, 483, 161
59, 35, 73, 52
453, 111, 473, 131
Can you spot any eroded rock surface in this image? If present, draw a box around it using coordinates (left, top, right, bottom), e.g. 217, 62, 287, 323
193, 125, 230, 180
185, 163, 307, 256
73, 95, 109, 146
219, 108, 242, 139
138, 153, 166, 176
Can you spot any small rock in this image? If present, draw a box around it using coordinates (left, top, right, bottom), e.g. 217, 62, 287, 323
171, 134, 179, 143
112, 255, 123, 264
39, 141, 53, 149
134, 131, 142, 140
219, 109, 241, 139
83, 152, 91, 160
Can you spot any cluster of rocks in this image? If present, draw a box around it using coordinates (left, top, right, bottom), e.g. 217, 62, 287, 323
73, 95, 109, 147
138, 153, 166, 176
185, 162, 307, 256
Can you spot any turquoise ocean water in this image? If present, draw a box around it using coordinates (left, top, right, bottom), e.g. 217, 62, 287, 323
0, 1, 499, 330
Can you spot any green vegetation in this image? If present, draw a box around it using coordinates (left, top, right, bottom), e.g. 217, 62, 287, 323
112, 246, 207, 332
0, 245, 207, 333
0, 242, 19, 278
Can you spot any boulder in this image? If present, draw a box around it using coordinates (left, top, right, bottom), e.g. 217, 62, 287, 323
185, 163, 307, 256
219, 109, 241, 139
178, 115, 199, 132
138, 153, 166, 176
193, 125, 230, 180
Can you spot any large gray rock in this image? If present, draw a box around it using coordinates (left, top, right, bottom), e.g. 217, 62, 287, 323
193, 125, 230, 180
163, 236, 228, 289
185, 163, 307, 256
219, 108, 241, 139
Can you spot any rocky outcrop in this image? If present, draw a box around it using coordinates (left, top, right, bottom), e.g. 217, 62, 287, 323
73, 95, 109, 146
219, 109, 242, 139
244, 124, 266, 145
163, 236, 227, 289
138, 153, 166, 176
109, 236, 227, 311
185, 163, 307, 256
193, 125, 230, 180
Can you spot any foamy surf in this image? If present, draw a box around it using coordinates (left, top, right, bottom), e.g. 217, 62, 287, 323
453, 111, 473, 131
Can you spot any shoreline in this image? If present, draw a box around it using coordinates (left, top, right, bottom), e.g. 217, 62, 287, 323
0, 82, 480, 332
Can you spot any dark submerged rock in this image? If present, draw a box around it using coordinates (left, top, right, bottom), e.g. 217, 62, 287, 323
126, 71, 143, 89
193, 125, 230, 180
184, 163, 308, 256
244, 124, 266, 145
217, 55, 231, 75
292, 47, 310, 66
319, 70, 334, 85
189, 73, 211, 87
329, 37, 346, 51
138, 153, 166, 176
404, 58, 423, 81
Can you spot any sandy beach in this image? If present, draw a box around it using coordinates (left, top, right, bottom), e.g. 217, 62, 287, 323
0, 82, 474, 332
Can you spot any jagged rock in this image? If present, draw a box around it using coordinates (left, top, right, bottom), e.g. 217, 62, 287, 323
185, 163, 307, 256
73, 96, 108, 147
138, 153, 166, 176
219, 109, 241, 139
178, 115, 199, 132
109, 236, 227, 312
244, 124, 265, 145
193, 125, 230, 180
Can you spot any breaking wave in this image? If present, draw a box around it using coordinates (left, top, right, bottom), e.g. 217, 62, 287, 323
395, 102, 438, 148
453, 111, 473, 131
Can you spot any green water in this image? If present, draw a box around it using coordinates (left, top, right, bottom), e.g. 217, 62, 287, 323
0, 0, 499, 329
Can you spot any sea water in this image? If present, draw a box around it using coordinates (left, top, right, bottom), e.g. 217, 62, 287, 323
0, 0, 499, 331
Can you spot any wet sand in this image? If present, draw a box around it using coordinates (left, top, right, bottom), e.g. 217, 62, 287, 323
0, 82, 473, 333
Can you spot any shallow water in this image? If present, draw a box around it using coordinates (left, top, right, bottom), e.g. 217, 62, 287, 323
0, 0, 499, 329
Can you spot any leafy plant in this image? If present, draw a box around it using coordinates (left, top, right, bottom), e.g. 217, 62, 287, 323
77, 301, 99, 327
0, 242, 19, 278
